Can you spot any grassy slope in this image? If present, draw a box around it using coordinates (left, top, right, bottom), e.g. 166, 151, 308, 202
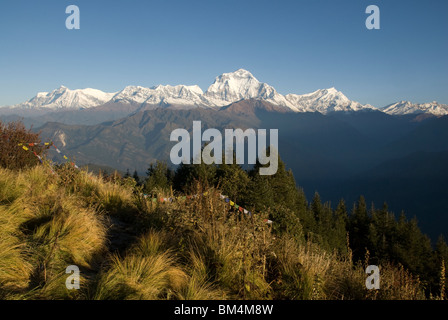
0, 165, 428, 300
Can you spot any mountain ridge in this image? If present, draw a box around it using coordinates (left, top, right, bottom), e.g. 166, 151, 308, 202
382, 101, 448, 116
10, 86, 117, 110
0, 69, 381, 115
3, 69, 447, 119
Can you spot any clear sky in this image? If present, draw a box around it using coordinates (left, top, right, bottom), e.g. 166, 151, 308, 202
0, 0, 447, 108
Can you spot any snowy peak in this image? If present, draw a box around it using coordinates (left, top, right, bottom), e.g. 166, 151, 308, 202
204, 69, 296, 109
205, 69, 263, 103
4, 70, 383, 114
112, 84, 205, 106
12, 86, 116, 110
285, 88, 376, 114
383, 101, 448, 116
112, 86, 158, 105
203, 71, 375, 113
296, 87, 351, 104
318, 88, 350, 102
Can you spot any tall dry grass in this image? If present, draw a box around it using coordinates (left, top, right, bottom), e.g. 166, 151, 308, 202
140, 185, 274, 299
0, 165, 430, 300
0, 166, 108, 299
92, 229, 187, 300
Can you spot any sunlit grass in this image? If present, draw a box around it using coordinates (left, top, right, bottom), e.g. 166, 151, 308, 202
0, 165, 430, 300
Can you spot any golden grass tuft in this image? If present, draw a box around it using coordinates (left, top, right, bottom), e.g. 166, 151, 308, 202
175, 250, 227, 300
93, 252, 187, 300
28, 197, 108, 269
0, 235, 33, 295
71, 169, 136, 215
0, 165, 108, 299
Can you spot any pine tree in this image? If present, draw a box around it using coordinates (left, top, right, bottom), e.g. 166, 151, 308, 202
133, 170, 140, 185
296, 188, 315, 240
309, 195, 348, 253
144, 161, 173, 194
348, 196, 371, 261
246, 166, 275, 211
436, 235, 448, 263
436, 236, 448, 299
172, 163, 192, 191
335, 199, 348, 226
246, 153, 304, 241
174, 162, 216, 192
172, 145, 217, 192
368, 202, 397, 262
247, 154, 300, 212
332, 199, 349, 254
215, 161, 250, 204
393, 213, 436, 290
310, 192, 326, 246
124, 169, 131, 178
311, 192, 323, 222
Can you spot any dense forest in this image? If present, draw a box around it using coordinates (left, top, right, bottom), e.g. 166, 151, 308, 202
0, 120, 447, 300
136, 155, 448, 298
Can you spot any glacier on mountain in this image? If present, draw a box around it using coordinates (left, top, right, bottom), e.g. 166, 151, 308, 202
382, 101, 448, 116
10, 86, 116, 110
3, 69, 444, 116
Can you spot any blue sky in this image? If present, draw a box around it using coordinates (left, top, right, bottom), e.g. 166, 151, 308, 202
0, 0, 447, 108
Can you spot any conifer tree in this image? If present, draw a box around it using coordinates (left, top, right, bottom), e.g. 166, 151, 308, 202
172, 145, 217, 192
368, 203, 397, 262
133, 170, 140, 185
436, 235, 448, 263
296, 187, 315, 240
332, 199, 349, 254
310, 192, 327, 245
215, 161, 250, 204
246, 152, 304, 241
144, 161, 173, 194
436, 236, 448, 299
247, 152, 300, 212
311, 192, 323, 221
348, 196, 371, 261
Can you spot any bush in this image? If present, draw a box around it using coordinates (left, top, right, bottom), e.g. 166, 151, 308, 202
0, 120, 46, 170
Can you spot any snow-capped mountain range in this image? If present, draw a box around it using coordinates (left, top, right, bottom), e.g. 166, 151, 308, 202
2, 69, 446, 116
11, 86, 116, 110
382, 101, 448, 116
